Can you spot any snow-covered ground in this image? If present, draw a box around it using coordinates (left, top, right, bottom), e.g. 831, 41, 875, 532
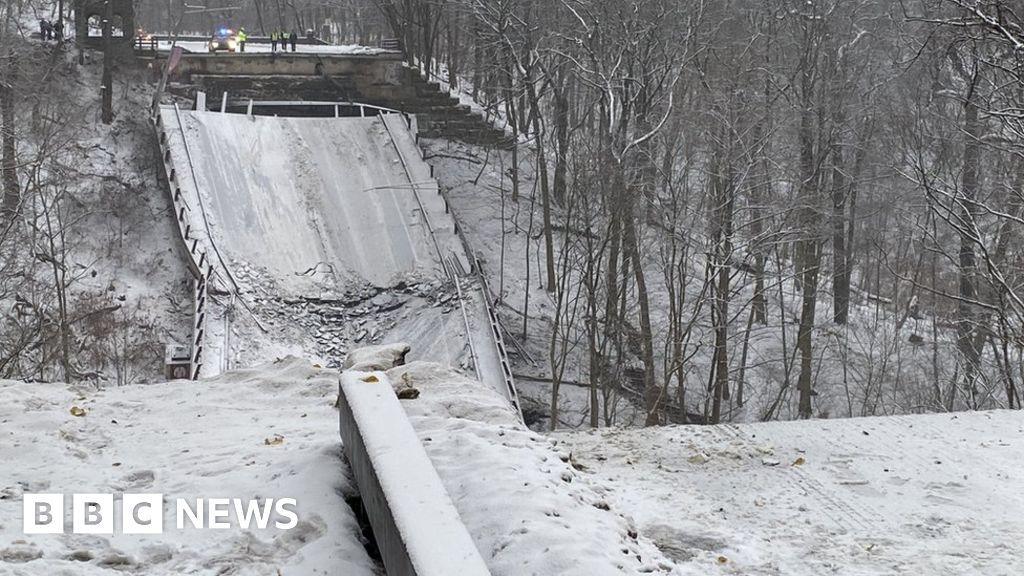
557, 412, 1024, 575
0, 359, 378, 575
373, 356, 683, 575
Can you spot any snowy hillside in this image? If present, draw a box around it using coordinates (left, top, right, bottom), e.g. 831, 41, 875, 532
0, 42, 191, 386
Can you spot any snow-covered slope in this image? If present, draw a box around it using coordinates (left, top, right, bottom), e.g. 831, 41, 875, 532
557, 412, 1024, 575
0, 359, 378, 575
170, 111, 442, 290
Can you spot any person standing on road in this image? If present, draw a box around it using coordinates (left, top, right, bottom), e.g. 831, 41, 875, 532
236, 27, 247, 52
270, 30, 278, 52
53, 19, 63, 42
289, 30, 297, 52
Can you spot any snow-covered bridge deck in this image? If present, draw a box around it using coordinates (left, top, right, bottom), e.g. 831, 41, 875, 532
170, 110, 442, 288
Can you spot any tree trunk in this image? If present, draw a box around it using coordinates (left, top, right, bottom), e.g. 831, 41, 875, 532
101, 1, 113, 125
446, 11, 459, 90
274, 0, 285, 29
795, 37, 820, 419
0, 51, 17, 217
632, 232, 659, 426
831, 109, 850, 324
525, 72, 556, 293
552, 73, 569, 206
618, 169, 658, 424
957, 77, 983, 400
587, 252, 601, 428
796, 244, 821, 419
711, 263, 730, 423
502, 47, 519, 202
710, 140, 734, 424
255, 0, 267, 35
750, 119, 769, 325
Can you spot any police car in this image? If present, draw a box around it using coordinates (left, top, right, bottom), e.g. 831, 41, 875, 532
208, 28, 238, 53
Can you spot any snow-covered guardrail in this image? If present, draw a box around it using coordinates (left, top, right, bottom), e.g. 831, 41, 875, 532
337, 371, 491, 576
474, 255, 522, 418
380, 114, 522, 419
151, 107, 213, 380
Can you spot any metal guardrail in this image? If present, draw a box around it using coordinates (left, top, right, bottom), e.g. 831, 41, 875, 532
151, 108, 213, 380
380, 113, 447, 273
450, 263, 483, 384
133, 36, 158, 54
145, 34, 331, 46
164, 101, 272, 377
474, 256, 523, 418
408, 124, 524, 418
380, 113, 485, 386
226, 99, 400, 118
382, 114, 523, 419
379, 38, 402, 52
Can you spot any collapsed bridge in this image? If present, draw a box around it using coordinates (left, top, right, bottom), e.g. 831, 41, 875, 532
149, 47, 526, 574
154, 100, 519, 415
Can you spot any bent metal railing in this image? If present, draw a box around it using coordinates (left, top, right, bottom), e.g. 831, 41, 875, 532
224, 99, 400, 118
474, 254, 523, 418
380, 113, 523, 420
152, 108, 213, 380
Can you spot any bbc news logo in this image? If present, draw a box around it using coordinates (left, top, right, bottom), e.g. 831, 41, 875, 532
23, 494, 299, 534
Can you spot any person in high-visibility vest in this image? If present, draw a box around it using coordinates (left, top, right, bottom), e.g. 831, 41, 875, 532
236, 28, 247, 52
270, 30, 278, 52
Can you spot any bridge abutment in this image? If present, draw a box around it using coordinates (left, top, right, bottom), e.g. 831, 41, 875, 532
164, 53, 512, 148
